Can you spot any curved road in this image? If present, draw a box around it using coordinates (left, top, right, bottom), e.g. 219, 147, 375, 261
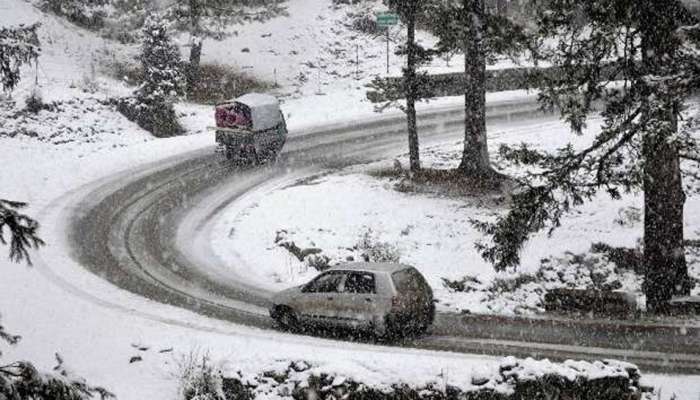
67, 98, 700, 374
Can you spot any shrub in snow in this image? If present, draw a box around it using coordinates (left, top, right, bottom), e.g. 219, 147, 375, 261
613, 206, 642, 227
357, 229, 401, 263
274, 230, 324, 265
221, 358, 651, 400
348, 9, 380, 35
24, 87, 44, 113
306, 253, 332, 271
39, 0, 110, 30
177, 352, 225, 400
118, 14, 184, 137
442, 244, 644, 315
0, 350, 114, 399
188, 63, 270, 104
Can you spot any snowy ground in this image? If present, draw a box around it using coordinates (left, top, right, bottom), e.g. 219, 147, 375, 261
211, 116, 700, 317
1, 1, 699, 399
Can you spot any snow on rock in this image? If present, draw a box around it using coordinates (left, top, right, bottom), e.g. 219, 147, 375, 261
223, 356, 649, 400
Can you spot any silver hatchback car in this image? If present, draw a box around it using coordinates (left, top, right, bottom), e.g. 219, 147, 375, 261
269, 262, 435, 338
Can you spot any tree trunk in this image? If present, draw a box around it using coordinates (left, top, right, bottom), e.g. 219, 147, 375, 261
642, 105, 690, 312
186, 0, 202, 94
457, 0, 491, 176
187, 40, 202, 93
641, 3, 691, 313
405, 3, 420, 172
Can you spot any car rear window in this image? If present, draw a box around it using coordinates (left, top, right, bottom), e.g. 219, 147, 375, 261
344, 272, 376, 294
392, 268, 429, 294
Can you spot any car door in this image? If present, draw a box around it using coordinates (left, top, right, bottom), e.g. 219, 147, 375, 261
334, 271, 378, 328
296, 271, 345, 325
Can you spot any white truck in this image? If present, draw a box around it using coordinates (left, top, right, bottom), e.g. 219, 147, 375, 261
212, 93, 287, 163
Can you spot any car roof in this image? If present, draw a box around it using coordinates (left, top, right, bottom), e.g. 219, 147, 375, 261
326, 262, 413, 274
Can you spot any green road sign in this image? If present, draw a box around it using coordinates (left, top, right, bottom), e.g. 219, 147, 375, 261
376, 12, 399, 27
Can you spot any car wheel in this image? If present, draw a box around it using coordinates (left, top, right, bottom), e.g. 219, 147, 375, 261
382, 316, 405, 342
275, 307, 299, 332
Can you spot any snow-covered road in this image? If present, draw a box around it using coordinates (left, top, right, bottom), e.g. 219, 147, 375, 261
57, 96, 700, 375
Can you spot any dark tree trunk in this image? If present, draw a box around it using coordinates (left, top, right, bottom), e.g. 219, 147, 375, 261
186, 0, 202, 94
187, 40, 202, 92
405, 3, 420, 172
643, 108, 690, 312
457, 0, 491, 176
640, 3, 691, 313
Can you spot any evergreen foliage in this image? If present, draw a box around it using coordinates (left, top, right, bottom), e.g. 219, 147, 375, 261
474, 0, 700, 311
369, 1, 532, 176
137, 15, 184, 106
119, 14, 185, 137
0, 199, 44, 265
0, 202, 112, 399
0, 23, 40, 92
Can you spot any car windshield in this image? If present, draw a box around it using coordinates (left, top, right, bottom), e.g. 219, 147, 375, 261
4, 1, 699, 398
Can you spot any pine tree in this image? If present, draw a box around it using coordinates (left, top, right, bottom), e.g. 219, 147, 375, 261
122, 14, 185, 137
137, 15, 184, 107
430, 0, 530, 178
384, 1, 436, 172
164, 0, 286, 92
474, 0, 700, 312
0, 24, 40, 92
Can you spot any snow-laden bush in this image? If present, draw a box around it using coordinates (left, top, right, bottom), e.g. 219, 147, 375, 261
24, 87, 44, 113
357, 228, 401, 263
442, 245, 642, 315
222, 358, 651, 400
177, 351, 225, 400
39, 0, 110, 30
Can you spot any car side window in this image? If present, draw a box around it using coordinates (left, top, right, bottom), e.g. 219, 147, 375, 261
344, 272, 375, 294
304, 272, 344, 293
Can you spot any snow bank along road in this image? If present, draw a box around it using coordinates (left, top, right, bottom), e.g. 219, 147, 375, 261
67, 97, 700, 374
